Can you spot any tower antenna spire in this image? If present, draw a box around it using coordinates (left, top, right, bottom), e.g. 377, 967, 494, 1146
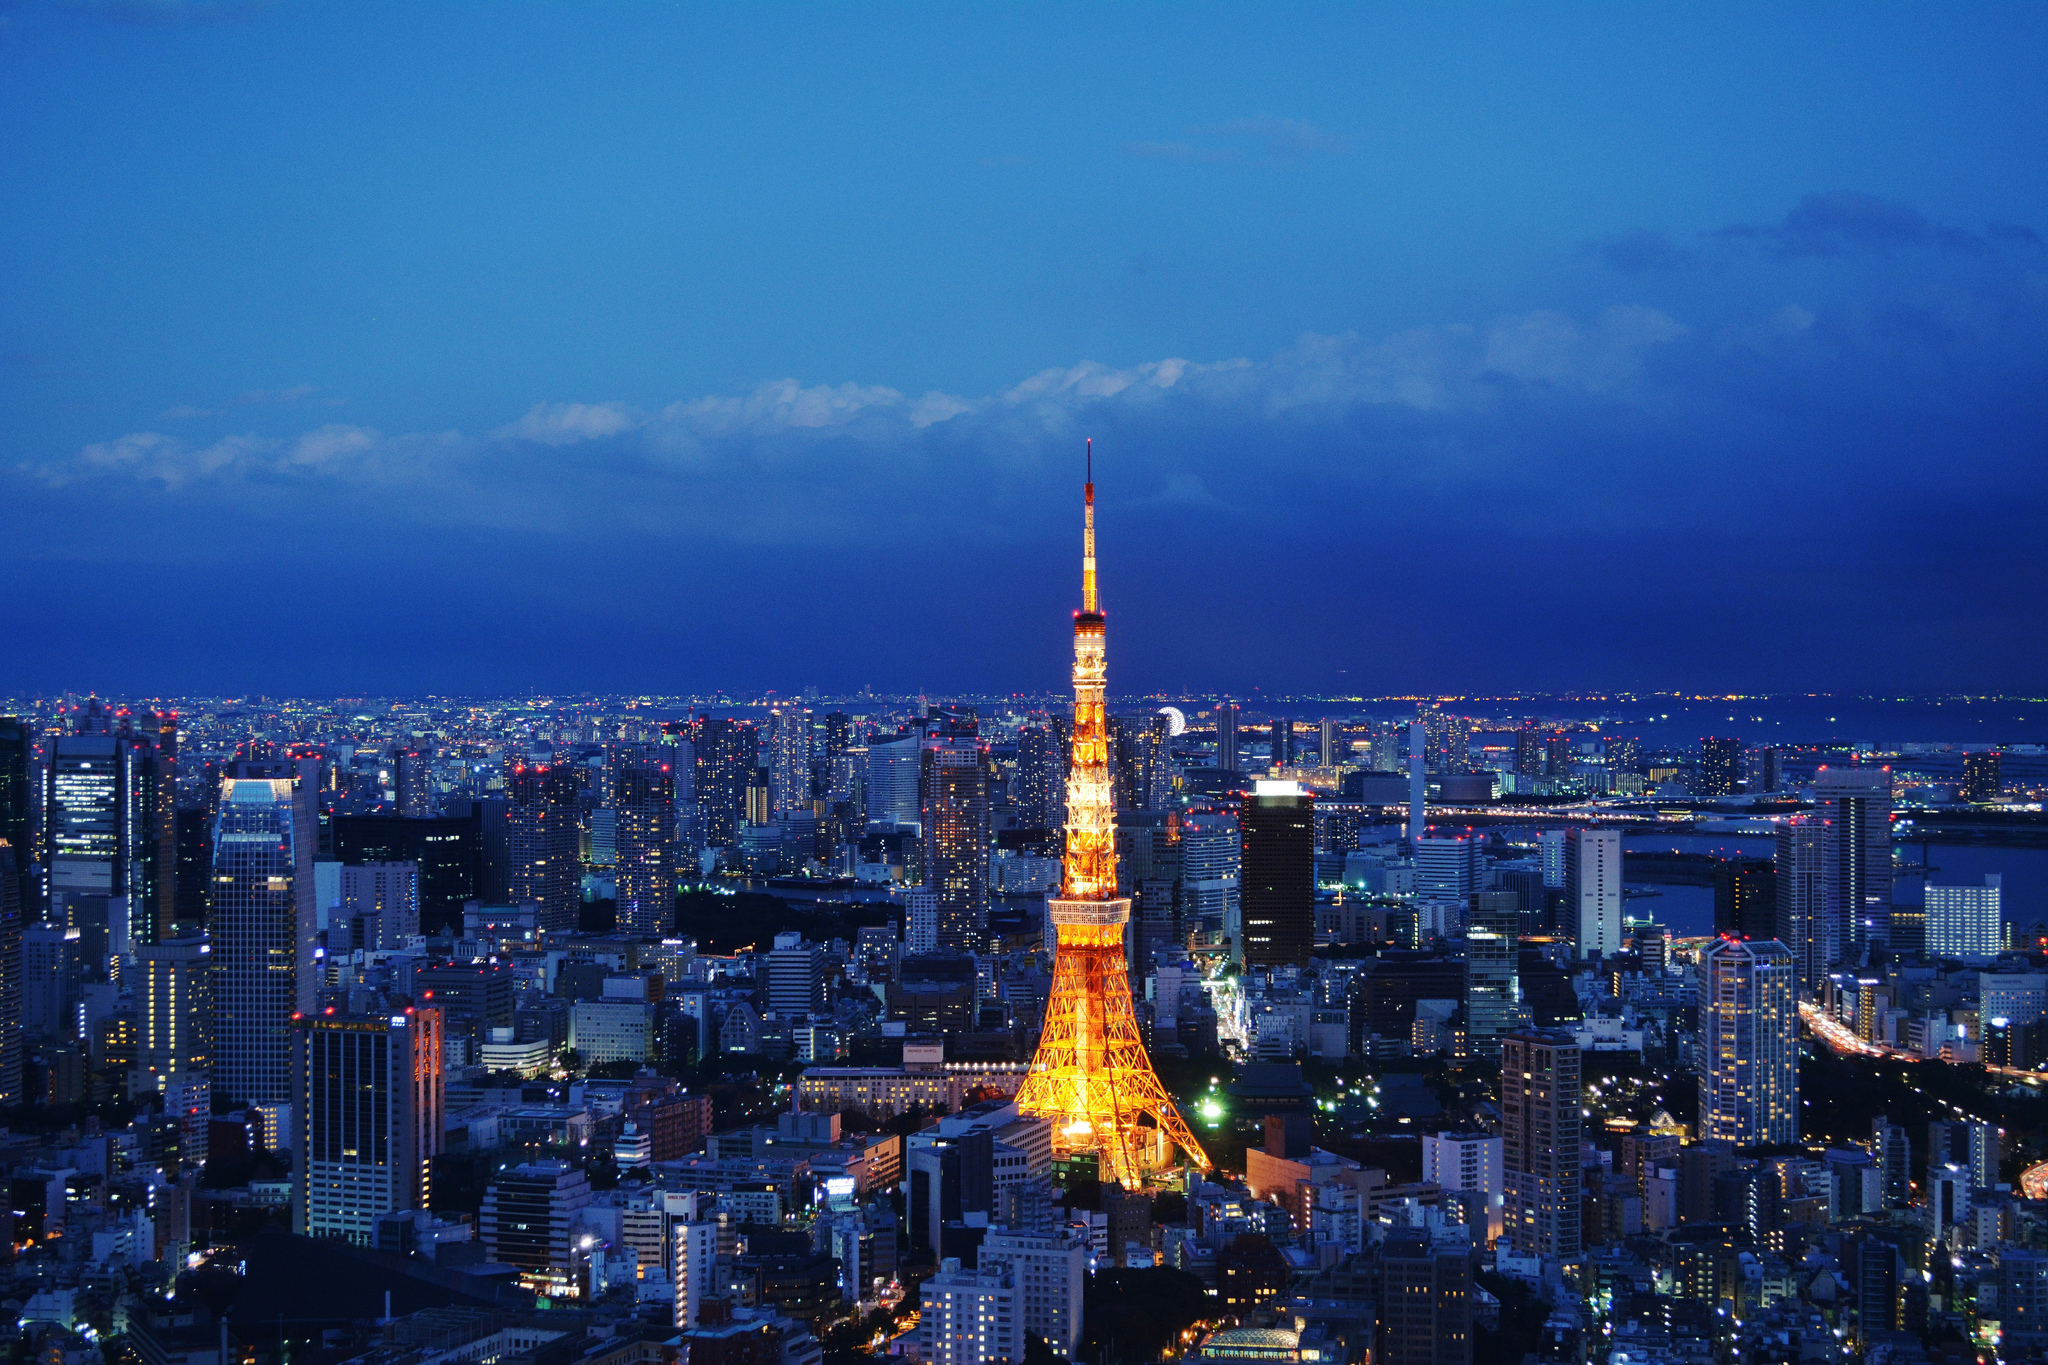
1082, 438, 1098, 614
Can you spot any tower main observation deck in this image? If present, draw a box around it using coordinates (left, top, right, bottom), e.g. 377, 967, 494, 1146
1014, 442, 1210, 1189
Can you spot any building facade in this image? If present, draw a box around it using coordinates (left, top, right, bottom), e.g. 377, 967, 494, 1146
209, 763, 319, 1106
1698, 936, 1798, 1147
293, 1007, 445, 1242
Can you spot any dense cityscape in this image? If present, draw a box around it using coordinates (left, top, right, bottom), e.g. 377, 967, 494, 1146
0, 461, 2044, 1365
5, 8, 2044, 1365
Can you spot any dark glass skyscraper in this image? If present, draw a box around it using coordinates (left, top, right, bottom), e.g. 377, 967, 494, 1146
692, 716, 755, 850
1698, 736, 1742, 797
1817, 766, 1893, 962
0, 716, 32, 922
613, 761, 676, 936
921, 730, 989, 953
508, 765, 581, 933
1239, 780, 1313, 967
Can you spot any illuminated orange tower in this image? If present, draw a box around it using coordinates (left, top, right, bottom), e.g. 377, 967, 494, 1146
1016, 442, 1210, 1188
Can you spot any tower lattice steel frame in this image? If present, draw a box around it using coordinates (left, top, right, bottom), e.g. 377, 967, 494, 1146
1015, 443, 1210, 1187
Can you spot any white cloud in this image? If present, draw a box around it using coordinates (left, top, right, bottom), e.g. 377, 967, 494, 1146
493, 401, 641, 446
26, 306, 1696, 530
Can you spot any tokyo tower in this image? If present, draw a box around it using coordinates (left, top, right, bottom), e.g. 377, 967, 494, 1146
1015, 442, 1211, 1188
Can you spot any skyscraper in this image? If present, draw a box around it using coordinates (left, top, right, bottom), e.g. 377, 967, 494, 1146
1464, 893, 1519, 1060
0, 841, 21, 1105
1698, 737, 1742, 798
1513, 723, 1543, 778
1774, 817, 1827, 992
1318, 718, 1343, 768
613, 762, 677, 936
1269, 717, 1291, 769
1565, 826, 1622, 958
293, 1006, 444, 1243
1959, 751, 2001, 803
394, 749, 435, 818
508, 765, 581, 934
1697, 936, 1798, 1146
693, 716, 756, 849
1713, 859, 1777, 939
1817, 766, 1892, 963
1240, 780, 1313, 968
209, 760, 319, 1106
1414, 832, 1478, 904
137, 934, 210, 1096
1376, 1227, 1473, 1365
1014, 723, 1068, 831
921, 742, 989, 953
1215, 704, 1239, 773
1502, 1029, 1581, 1262
768, 708, 813, 815
0, 717, 30, 924
1181, 809, 1241, 945
44, 722, 166, 938
1925, 875, 2003, 962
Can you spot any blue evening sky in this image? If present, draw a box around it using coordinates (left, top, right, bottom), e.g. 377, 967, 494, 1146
2, 3, 2043, 696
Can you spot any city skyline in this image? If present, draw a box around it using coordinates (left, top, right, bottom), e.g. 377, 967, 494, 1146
2, 7, 2045, 695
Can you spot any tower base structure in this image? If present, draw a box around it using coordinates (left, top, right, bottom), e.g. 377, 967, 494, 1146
1017, 897, 1209, 1188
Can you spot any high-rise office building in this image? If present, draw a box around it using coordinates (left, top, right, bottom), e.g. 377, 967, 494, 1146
614, 763, 677, 936
1751, 746, 1783, 794
917, 1259, 1022, 1365
766, 934, 826, 1018
1959, 751, 2001, 803
1513, 723, 1544, 778
1816, 766, 1892, 963
1464, 893, 1519, 1060
1565, 826, 1622, 958
1108, 713, 1171, 811
1269, 717, 1291, 769
0, 717, 31, 924
1421, 1131, 1505, 1243
1774, 818, 1827, 992
1926, 875, 2002, 961
44, 721, 169, 943
1215, 704, 1239, 773
481, 1160, 594, 1299
394, 750, 436, 818
921, 744, 989, 953
210, 761, 318, 1106
1502, 1029, 1581, 1262
1697, 936, 1798, 1147
508, 766, 581, 935
1319, 718, 1343, 768
1713, 860, 1777, 939
977, 1229, 1087, 1359
1014, 724, 1068, 831
1376, 1227, 1473, 1365
337, 863, 420, 950
693, 717, 756, 849
768, 708, 813, 816
1927, 1120, 1998, 1192
0, 841, 21, 1104
1181, 810, 1241, 944
1698, 737, 1742, 798
1239, 780, 1313, 968
1414, 833, 1478, 904
330, 812, 480, 934
137, 934, 210, 1095
293, 1006, 444, 1243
